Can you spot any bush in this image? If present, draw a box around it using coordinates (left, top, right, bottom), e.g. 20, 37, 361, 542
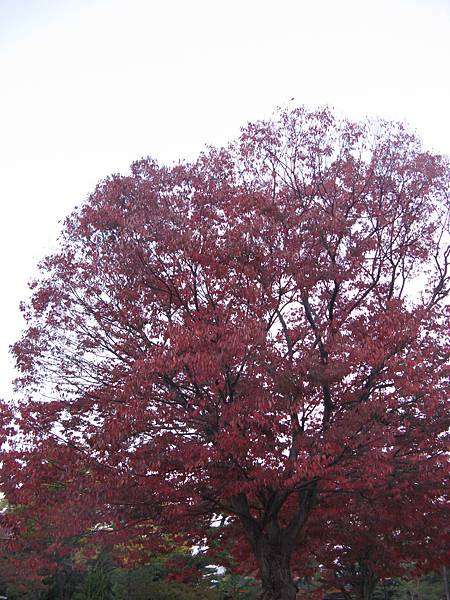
114, 577, 219, 600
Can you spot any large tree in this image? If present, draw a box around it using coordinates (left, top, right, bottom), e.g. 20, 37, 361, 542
2, 107, 449, 600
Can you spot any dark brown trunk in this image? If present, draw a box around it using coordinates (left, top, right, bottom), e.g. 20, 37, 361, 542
361, 577, 377, 600
229, 488, 316, 600
443, 566, 450, 600
257, 539, 297, 600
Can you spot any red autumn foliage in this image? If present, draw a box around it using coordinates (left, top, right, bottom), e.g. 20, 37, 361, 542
305, 467, 449, 600
1, 107, 449, 600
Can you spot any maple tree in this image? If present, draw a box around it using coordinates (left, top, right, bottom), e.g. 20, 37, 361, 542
1, 107, 449, 600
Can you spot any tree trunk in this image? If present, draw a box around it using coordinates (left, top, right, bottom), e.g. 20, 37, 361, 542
257, 540, 297, 600
229, 488, 315, 600
361, 574, 378, 600
443, 566, 450, 600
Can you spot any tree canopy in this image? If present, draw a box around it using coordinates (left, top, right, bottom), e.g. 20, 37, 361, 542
1, 107, 449, 600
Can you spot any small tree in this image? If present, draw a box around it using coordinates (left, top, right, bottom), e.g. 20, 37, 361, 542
313, 476, 448, 600
76, 558, 112, 600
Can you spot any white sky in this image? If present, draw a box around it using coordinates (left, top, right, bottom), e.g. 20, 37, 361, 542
1, 0, 449, 400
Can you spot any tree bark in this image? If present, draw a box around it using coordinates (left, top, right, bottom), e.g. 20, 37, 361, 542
443, 566, 450, 600
256, 539, 297, 600
230, 487, 316, 600
360, 572, 378, 600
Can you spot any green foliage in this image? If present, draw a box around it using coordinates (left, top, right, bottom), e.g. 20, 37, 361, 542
111, 563, 220, 600
76, 569, 108, 600
391, 571, 448, 600
75, 554, 116, 600
212, 573, 259, 599
127, 580, 217, 600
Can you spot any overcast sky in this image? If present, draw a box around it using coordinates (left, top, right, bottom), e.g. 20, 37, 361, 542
1, 0, 449, 400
